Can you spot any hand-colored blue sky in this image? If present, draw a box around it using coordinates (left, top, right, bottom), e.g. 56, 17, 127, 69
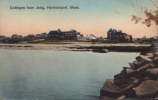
0, 0, 157, 37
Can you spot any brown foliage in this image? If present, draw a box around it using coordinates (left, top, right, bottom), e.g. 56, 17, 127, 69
131, 15, 142, 24
132, 0, 158, 27
132, 9, 158, 27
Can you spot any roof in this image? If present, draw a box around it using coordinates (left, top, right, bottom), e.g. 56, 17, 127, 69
49, 30, 76, 34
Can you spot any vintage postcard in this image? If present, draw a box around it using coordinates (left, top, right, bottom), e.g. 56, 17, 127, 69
0, 0, 158, 100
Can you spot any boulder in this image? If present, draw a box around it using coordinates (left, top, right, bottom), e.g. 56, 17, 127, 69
114, 71, 130, 88
130, 59, 149, 70
146, 68, 158, 75
133, 80, 158, 97
152, 96, 158, 100
129, 62, 137, 69
145, 53, 153, 57
101, 79, 138, 97
136, 55, 152, 62
114, 68, 139, 88
117, 95, 126, 100
136, 63, 153, 72
100, 44, 158, 99
101, 79, 123, 95
153, 57, 158, 65
125, 68, 136, 74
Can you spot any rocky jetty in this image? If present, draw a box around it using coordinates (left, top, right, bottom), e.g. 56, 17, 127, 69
100, 42, 158, 100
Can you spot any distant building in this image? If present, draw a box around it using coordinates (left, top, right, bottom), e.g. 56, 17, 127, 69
86, 34, 97, 40
107, 29, 132, 42
97, 37, 106, 41
41, 33, 48, 39
77, 32, 84, 40
48, 29, 77, 40
35, 33, 48, 39
11, 34, 23, 39
35, 34, 41, 39
24, 34, 36, 41
0, 35, 6, 42
11, 34, 23, 43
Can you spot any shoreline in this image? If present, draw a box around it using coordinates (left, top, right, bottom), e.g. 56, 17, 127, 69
0, 42, 151, 53
99, 42, 158, 100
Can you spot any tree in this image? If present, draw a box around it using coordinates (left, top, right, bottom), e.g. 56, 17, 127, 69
131, 0, 158, 29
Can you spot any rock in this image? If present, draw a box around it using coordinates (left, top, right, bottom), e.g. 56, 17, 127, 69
100, 42, 158, 99
145, 53, 153, 57
100, 79, 138, 98
117, 95, 126, 100
146, 68, 158, 75
114, 68, 139, 88
129, 62, 137, 69
153, 96, 158, 100
152, 96, 158, 100
134, 80, 158, 97
101, 79, 123, 95
125, 68, 135, 74
137, 55, 152, 62
114, 71, 130, 88
153, 57, 158, 65
136, 63, 153, 72
130, 58, 149, 70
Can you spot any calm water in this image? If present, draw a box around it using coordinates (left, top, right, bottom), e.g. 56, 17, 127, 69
0, 49, 139, 100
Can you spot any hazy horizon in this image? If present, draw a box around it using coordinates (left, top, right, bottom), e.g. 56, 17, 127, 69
0, 0, 157, 38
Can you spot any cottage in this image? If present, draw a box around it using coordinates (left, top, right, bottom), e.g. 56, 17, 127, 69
10, 34, 23, 42
24, 34, 36, 41
107, 29, 132, 42
0, 35, 6, 42
86, 34, 97, 41
41, 33, 48, 39
77, 32, 84, 40
48, 29, 77, 41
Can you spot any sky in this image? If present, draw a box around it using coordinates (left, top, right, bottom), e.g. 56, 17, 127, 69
0, 0, 157, 38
